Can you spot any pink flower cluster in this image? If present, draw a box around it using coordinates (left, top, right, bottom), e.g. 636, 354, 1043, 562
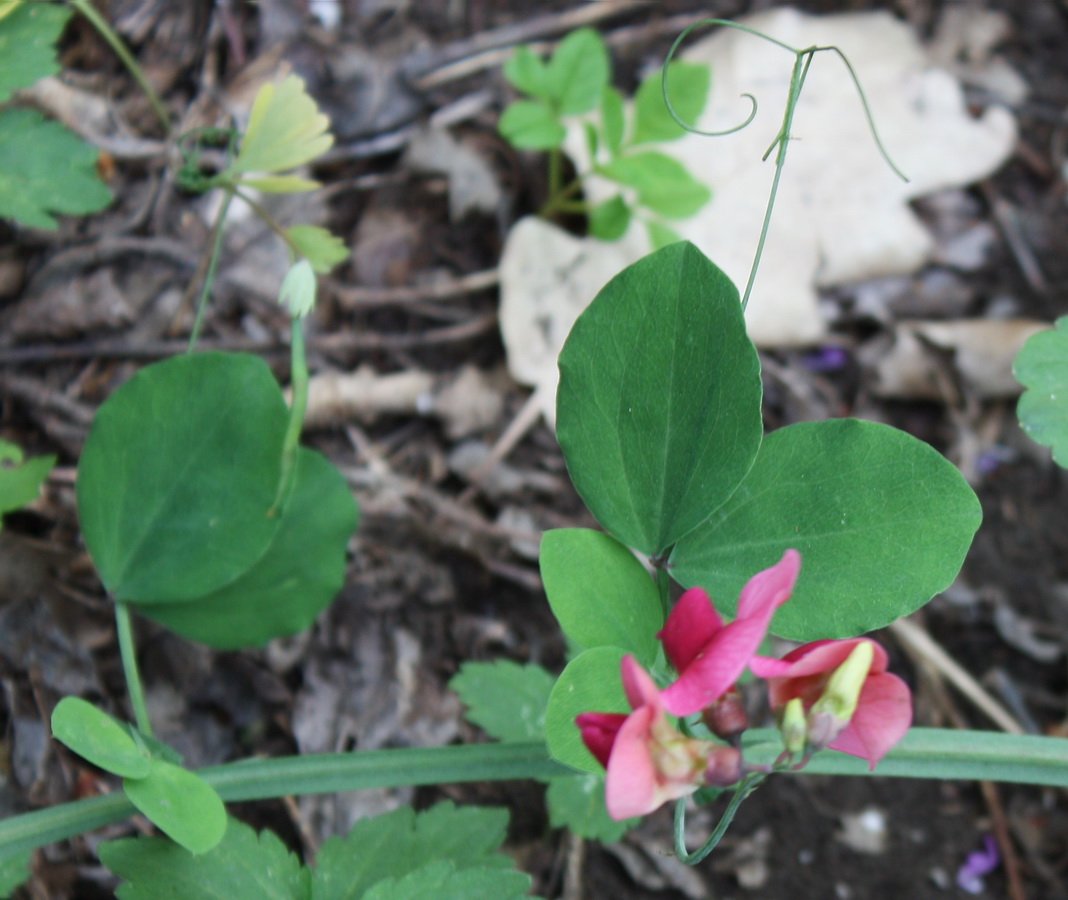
576, 550, 912, 821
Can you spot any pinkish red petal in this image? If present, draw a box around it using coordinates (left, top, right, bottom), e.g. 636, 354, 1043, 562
660, 616, 768, 716
576, 712, 627, 769
829, 671, 912, 768
735, 549, 801, 620
603, 705, 659, 820
620, 655, 662, 711
658, 587, 723, 672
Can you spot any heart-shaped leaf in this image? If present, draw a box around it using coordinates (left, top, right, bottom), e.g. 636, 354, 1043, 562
77, 353, 288, 604
137, 447, 356, 648
671, 419, 982, 640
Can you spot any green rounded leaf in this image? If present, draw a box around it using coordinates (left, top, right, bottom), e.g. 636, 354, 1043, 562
556, 242, 763, 555
124, 760, 227, 855
545, 646, 628, 774
50, 697, 150, 779
1015, 317, 1068, 466
136, 448, 357, 649
77, 353, 289, 604
498, 100, 565, 150
546, 28, 610, 116
503, 45, 552, 100
540, 529, 662, 664
588, 195, 631, 241
600, 87, 625, 156
599, 151, 710, 219
0, 439, 54, 515
671, 419, 983, 641
632, 62, 711, 146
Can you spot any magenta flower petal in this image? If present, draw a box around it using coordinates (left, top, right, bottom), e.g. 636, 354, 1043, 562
736, 548, 801, 619
621, 654, 662, 710
660, 616, 768, 716
658, 587, 723, 673
659, 551, 801, 717
604, 705, 661, 820
828, 671, 912, 767
576, 712, 628, 769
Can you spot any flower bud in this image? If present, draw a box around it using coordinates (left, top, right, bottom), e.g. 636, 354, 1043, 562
701, 686, 749, 743
780, 696, 807, 756
704, 744, 744, 787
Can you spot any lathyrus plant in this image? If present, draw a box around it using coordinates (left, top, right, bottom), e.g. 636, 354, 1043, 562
4, 16, 1068, 899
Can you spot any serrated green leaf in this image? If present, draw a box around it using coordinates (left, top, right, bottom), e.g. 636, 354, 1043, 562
547, 774, 632, 842
588, 195, 631, 241
600, 87, 625, 156
599, 151, 710, 219
287, 225, 348, 274
0, 1, 71, 103
503, 45, 552, 101
313, 803, 511, 900
545, 646, 628, 774
631, 62, 711, 146
671, 419, 982, 641
279, 258, 317, 317
645, 220, 683, 249
499, 100, 565, 150
138, 448, 357, 649
231, 75, 333, 176
362, 861, 531, 900
123, 760, 227, 855
100, 817, 309, 899
546, 28, 610, 116
556, 242, 763, 555
540, 529, 662, 664
451, 660, 554, 742
50, 697, 151, 779
0, 108, 112, 229
77, 353, 289, 604
0, 849, 30, 899
0, 438, 54, 516
1015, 317, 1068, 466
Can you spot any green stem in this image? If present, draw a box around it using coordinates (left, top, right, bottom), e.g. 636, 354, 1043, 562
674, 772, 765, 864
113, 602, 152, 739
269, 316, 308, 515
69, 0, 172, 136
187, 190, 235, 351
655, 564, 671, 621
0, 742, 566, 861
3, 730, 1068, 862
230, 187, 303, 256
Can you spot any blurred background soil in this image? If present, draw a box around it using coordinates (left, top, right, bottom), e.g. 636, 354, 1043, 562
2, 1, 1068, 897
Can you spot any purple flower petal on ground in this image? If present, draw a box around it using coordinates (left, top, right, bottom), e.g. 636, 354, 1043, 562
956, 834, 1000, 894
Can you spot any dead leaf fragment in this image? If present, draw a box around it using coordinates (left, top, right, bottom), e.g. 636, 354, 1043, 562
499, 8, 1019, 422
866, 319, 1049, 400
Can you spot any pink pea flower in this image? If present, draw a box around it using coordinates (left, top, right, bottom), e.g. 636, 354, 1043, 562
576, 655, 742, 821
750, 637, 912, 768
658, 549, 801, 717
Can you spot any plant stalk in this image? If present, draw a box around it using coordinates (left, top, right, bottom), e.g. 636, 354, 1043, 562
113, 601, 153, 739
